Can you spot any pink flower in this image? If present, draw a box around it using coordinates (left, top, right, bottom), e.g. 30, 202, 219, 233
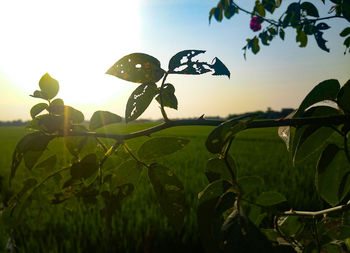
250, 16, 262, 32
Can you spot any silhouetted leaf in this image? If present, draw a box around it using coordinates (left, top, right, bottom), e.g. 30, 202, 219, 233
296, 29, 308, 47
340, 27, 350, 37
38, 73, 59, 99
263, 0, 276, 14
256, 191, 286, 206
113, 160, 142, 187
255, 2, 266, 17
148, 163, 186, 230
30, 103, 48, 119
214, 7, 223, 22
292, 106, 340, 163
106, 53, 165, 83
279, 28, 285, 40
294, 79, 340, 117
125, 82, 158, 123
10, 132, 55, 181
205, 157, 233, 183
206, 117, 249, 154
283, 3, 300, 27
300, 2, 319, 17
314, 29, 330, 52
342, 1, 350, 22
238, 176, 263, 196
316, 144, 350, 206
337, 79, 350, 112
89, 110, 122, 130
155, 83, 178, 110
224, 4, 237, 19
316, 22, 330, 31
221, 211, 274, 252
70, 153, 99, 180
248, 36, 260, 54
168, 50, 211, 75
210, 57, 230, 78
138, 137, 189, 161
46, 98, 64, 114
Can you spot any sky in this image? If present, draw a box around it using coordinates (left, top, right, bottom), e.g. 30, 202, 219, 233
0, 0, 349, 121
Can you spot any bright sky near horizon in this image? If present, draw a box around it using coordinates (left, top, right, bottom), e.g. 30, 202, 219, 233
0, 0, 349, 121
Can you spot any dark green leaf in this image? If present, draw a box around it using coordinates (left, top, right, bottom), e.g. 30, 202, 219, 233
294, 79, 340, 117
70, 153, 99, 180
89, 110, 122, 130
26, 114, 65, 133
10, 132, 55, 181
206, 116, 249, 154
238, 176, 263, 196
249, 36, 260, 54
268, 27, 278, 35
113, 160, 142, 187
38, 73, 59, 99
314, 29, 330, 52
210, 57, 230, 78
316, 144, 350, 206
34, 155, 57, 171
24, 150, 44, 170
125, 82, 158, 123
279, 28, 285, 40
224, 5, 237, 19
262, 0, 276, 14
30, 103, 48, 119
46, 98, 64, 114
205, 157, 233, 183
215, 191, 236, 215
106, 53, 165, 83
214, 7, 223, 22
300, 2, 319, 17
256, 191, 286, 206
148, 163, 186, 230
155, 83, 178, 110
64, 125, 89, 157
17, 178, 37, 198
296, 29, 308, 47
209, 7, 216, 23
278, 216, 303, 237
255, 2, 266, 17
340, 27, 350, 37
221, 211, 274, 252
337, 79, 350, 112
138, 137, 190, 161
168, 50, 210, 75
342, 1, 350, 22
326, 225, 350, 240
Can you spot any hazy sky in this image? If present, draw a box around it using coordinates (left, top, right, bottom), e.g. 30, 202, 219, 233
0, 0, 349, 121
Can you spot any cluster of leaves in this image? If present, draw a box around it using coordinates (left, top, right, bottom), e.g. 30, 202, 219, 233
209, 0, 350, 57
4, 50, 350, 252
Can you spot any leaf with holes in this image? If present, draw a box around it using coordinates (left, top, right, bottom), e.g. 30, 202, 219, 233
89, 110, 122, 130
148, 163, 186, 230
125, 82, 158, 123
138, 137, 189, 161
30, 103, 48, 118
168, 50, 210, 74
106, 53, 165, 83
155, 83, 178, 110
38, 73, 59, 99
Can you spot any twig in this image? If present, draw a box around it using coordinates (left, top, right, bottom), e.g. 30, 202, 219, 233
284, 200, 350, 217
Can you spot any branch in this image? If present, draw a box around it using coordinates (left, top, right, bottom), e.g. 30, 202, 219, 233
284, 200, 350, 217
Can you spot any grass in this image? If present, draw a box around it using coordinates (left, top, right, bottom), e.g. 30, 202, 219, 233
0, 123, 331, 252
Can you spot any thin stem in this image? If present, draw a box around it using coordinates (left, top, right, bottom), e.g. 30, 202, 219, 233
159, 72, 169, 122
123, 144, 149, 168
95, 137, 108, 152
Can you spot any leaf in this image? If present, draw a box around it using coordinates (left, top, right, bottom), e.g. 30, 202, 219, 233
26, 114, 65, 133
205, 157, 233, 183
248, 36, 260, 54
34, 155, 57, 171
168, 50, 210, 75
262, 0, 276, 14
46, 98, 64, 114
89, 110, 122, 130
279, 28, 285, 40
138, 137, 190, 161
292, 106, 340, 163
64, 106, 84, 124
197, 179, 232, 252
314, 30, 330, 52
24, 150, 44, 170
148, 163, 186, 230
316, 144, 350, 206
238, 176, 263, 196
30, 90, 49, 100
337, 79, 350, 112
340, 27, 350, 37
214, 7, 223, 22
294, 79, 340, 117
125, 82, 158, 123
221, 211, 274, 252
30, 103, 48, 119
38, 73, 59, 100
17, 178, 38, 198
106, 53, 165, 83
10, 132, 55, 181
70, 153, 99, 180
112, 160, 142, 187
256, 191, 286, 206
255, 2, 266, 17
316, 22, 330, 31
206, 116, 249, 154
210, 57, 230, 78
300, 2, 319, 17
64, 125, 89, 157
155, 83, 178, 110
296, 29, 308, 47
342, 1, 350, 22
278, 216, 303, 237
224, 4, 237, 19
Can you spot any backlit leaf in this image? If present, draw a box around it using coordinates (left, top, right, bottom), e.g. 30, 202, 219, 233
106, 53, 165, 83
168, 50, 210, 75
38, 73, 59, 99
30, 90, 49, 100
148, 163, 186, 230
89, 110, 122, 130
46, 98, 64, 114
205, 157, 233, 183
34, 155, 57, 171
64, 106, 84, 124
155, 83, 178, 110
138, 137, 190, 161
113, 160, 142, 187
70, 153, 99, 180
30, 103, 48, 119
26, 114, 65, 133
125, 82, 158, 123
256, 191, 286, 206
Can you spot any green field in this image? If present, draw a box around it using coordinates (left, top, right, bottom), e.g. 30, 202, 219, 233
0, 123, 327, 252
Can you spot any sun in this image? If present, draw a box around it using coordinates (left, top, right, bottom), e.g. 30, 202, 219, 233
0, 0, 141, 111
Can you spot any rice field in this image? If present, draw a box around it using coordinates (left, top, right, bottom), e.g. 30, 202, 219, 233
0, 123, 329, 252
